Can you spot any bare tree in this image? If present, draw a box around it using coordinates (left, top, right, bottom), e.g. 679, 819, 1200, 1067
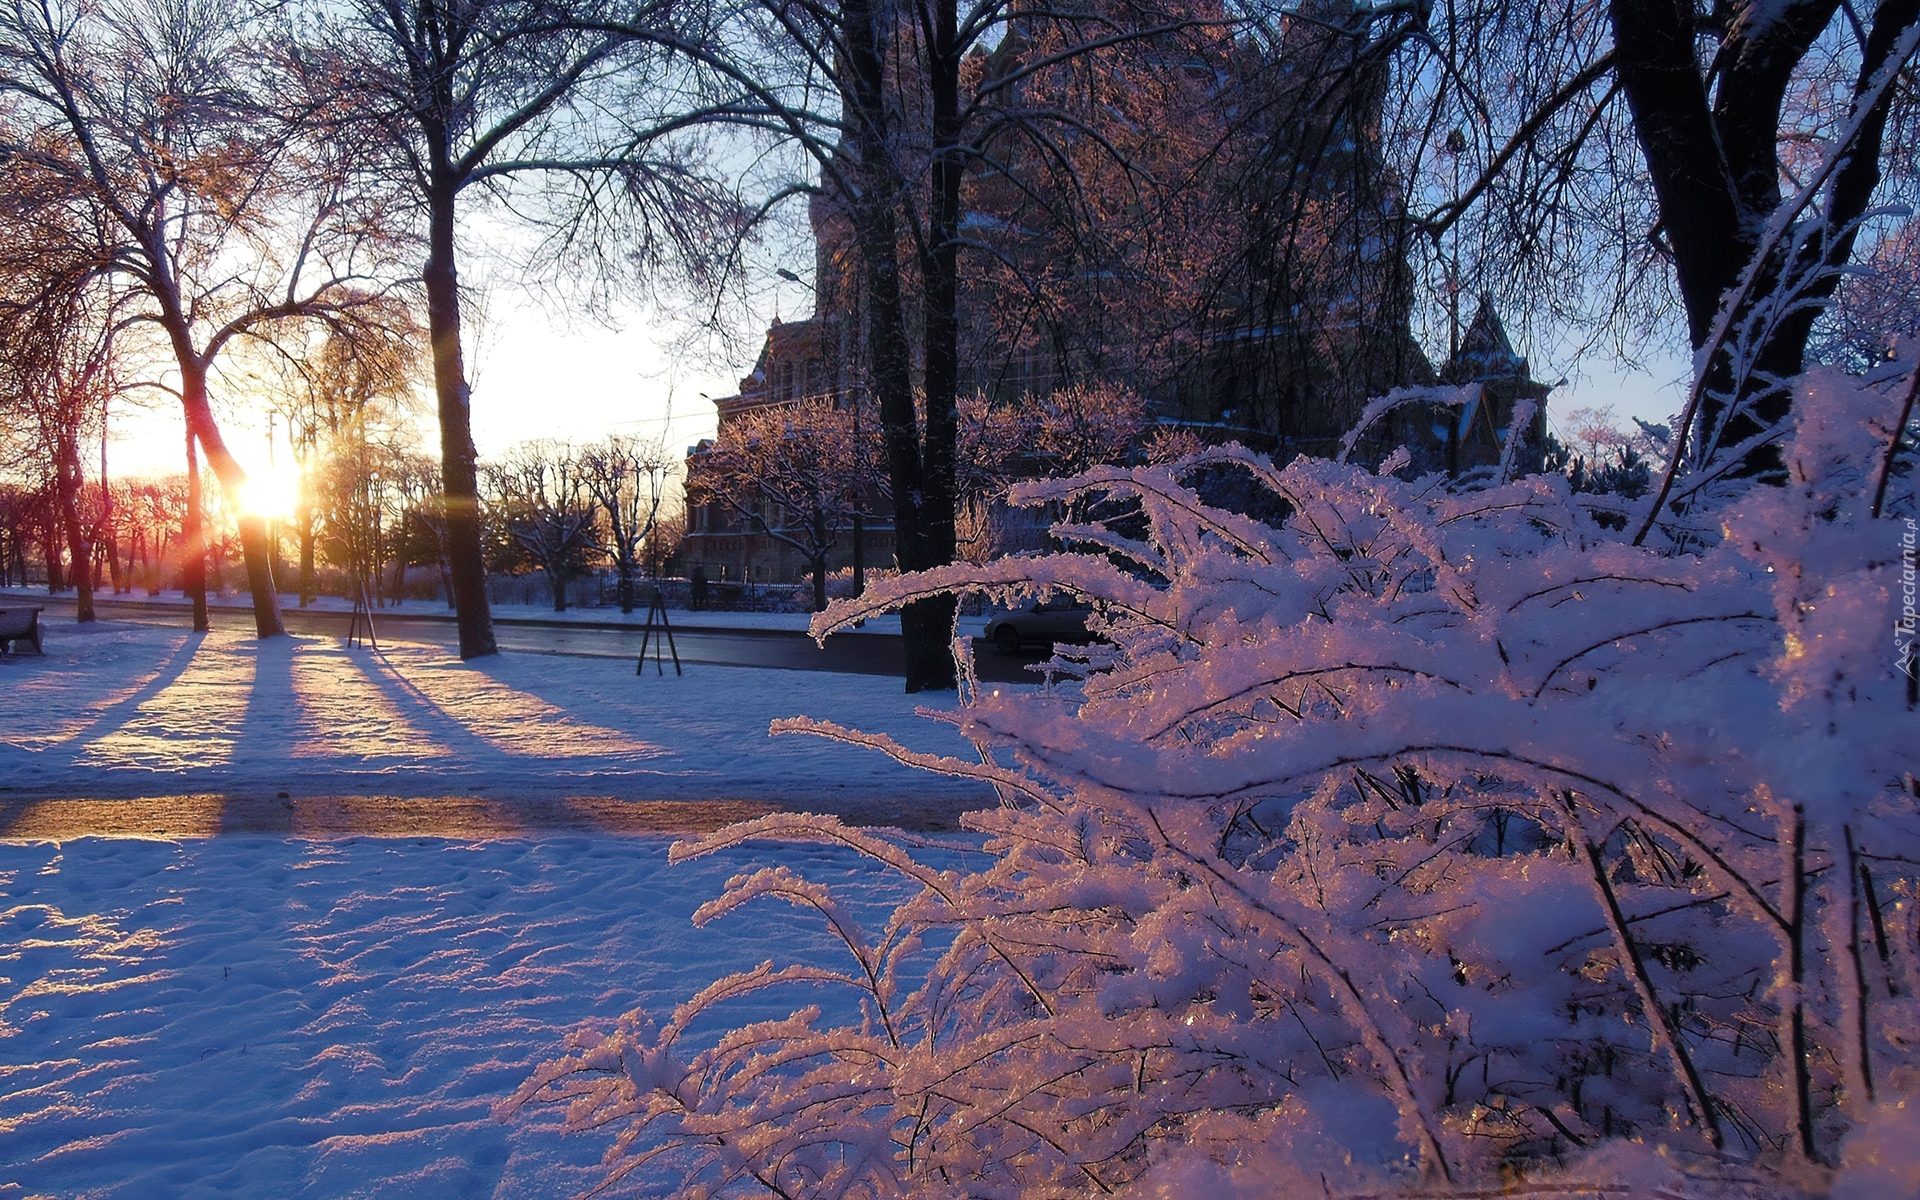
579, 433, 678, 613
691, 400, 883, 613
1396, 0, 1918, 463
957, 381, 1150, 553
302, 0, 743, 657
568, 0, 1235, 687
299, 362, 429, 607
825, 0, 1227, 687
111, 475, 181, 596
1607, 0, 1916, 370
0, 480, 35, 586
0, 0, 405, 636
486, 440, 602, 611
387, 452, 453, 607
0, 204, 118, 622
262, 310, 422, 606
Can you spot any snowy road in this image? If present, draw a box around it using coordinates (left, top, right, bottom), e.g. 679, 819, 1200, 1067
0, 614, 1001, 1196
22, 593, 1053, 682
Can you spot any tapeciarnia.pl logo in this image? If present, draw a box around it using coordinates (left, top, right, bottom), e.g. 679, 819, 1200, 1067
1898, 517, 1917, 681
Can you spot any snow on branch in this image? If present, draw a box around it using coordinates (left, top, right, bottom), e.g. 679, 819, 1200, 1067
1337, 384, 1483, 464
517, 368, 1920, 1196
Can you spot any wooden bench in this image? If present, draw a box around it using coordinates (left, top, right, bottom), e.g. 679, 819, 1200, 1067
0, 606, 44, 655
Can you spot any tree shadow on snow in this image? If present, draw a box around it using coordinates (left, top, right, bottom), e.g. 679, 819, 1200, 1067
229, 635, 299, 777
348, 646, 541, 780
54, 630, 210, 759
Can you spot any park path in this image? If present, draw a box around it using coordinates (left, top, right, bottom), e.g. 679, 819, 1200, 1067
0, 794, 787, 839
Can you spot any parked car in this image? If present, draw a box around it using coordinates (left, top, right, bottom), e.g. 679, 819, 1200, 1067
982, 596, 1094, 654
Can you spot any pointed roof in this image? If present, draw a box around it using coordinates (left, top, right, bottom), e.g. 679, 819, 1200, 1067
1444, 294, 1528, 384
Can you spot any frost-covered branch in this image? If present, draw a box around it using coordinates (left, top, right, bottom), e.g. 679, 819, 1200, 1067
514, 366, 1920, 1194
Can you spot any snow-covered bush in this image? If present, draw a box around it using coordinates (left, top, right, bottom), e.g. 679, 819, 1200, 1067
503, 365, 1919, 1196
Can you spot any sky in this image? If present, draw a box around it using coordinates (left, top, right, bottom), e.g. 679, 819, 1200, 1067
461, 293, 747, 460
101, 276, 1691, 489
102, 291, 771, 484
1539, 339, 1693, 439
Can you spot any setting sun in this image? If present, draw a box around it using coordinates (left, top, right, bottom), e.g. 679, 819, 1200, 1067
237, 464, 301, 521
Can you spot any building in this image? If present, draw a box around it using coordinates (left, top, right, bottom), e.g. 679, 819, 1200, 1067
678, 4, 1550, 583
1355, 297, 1553, 477
679, 317, 894, 589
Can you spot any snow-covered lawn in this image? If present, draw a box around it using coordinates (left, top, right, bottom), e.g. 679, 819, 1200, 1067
0, 616, 998, 1196
0, 618, 992, 824
0, 833, 970, 1197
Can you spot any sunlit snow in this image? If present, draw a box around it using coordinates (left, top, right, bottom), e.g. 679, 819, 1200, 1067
0, 619, 990, 811
0, 618, 995, 1196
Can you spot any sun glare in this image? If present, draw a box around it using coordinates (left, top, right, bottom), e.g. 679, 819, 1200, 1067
238, 466, 302, 521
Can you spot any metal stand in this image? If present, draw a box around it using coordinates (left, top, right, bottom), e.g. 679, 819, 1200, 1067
636, 583, 681, 676
347, 576, 378, 649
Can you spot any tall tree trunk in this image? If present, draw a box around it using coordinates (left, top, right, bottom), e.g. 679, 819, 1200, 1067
1609, 0, 1918, 462
180, 362, 282, 636
101, 421, 124, 595
901, 0, 964, 687
423, 155, 498, 658
843, 0, 952, 691
41, 494, 62, 592
1608, 0, 1750, 350
1747, 0, 1920, 388
299, 497, 315, 608
371, 506, 384, 607
185, 429, 209, 633
57, 438, 95, 623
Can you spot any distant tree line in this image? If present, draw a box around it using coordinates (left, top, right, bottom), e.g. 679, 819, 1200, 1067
480, 435, 684, 613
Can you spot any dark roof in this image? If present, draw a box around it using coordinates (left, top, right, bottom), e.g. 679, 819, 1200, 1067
1444, 294, 1527, 384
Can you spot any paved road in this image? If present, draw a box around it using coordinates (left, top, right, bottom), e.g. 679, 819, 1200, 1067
24, 594, 1053, 682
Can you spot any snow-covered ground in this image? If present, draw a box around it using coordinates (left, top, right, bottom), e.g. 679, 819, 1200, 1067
0, 833, 978, 1198
0, 617, 994, 821
0, 613, 1001, 1196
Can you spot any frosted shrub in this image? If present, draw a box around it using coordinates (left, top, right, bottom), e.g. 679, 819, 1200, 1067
504, 368, 1919, 1196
